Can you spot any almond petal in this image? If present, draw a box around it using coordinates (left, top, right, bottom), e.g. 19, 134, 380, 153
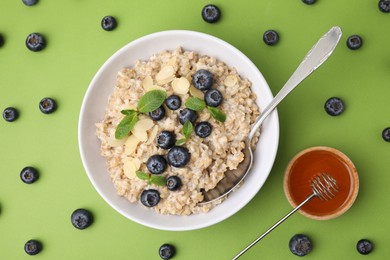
172, 77, 190, 95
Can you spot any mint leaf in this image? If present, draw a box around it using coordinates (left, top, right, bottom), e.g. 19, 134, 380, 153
150, 175, 167, 186
136, 171, 150, 180
136, 170, 166, 186
175, 138, 187, 146
208, 106, 226, 122
185, 97, 206, 111
115, 111, 139, 139
182, 120, 193, 139
121, 109, 137, 116
137, 90, 166, 113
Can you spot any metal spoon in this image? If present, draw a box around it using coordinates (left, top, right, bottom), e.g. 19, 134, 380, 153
199, 26, 342, 204
232, 173, 339, 259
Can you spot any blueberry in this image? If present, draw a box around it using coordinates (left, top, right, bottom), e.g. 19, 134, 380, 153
3, 107, 19, 122
20, 166, 39, 184
140, 189, 160, 207
147, 155, 167, 174
26, 33, 46, 52
201, 4, 221, 23
24, 239, 42, 255
167, 146, 190, 168
379, 0, 390, 13
165, 95, 182, 110
39, 97, 57, 114
195, 121, 212, 138
0, 34, 4, 47
157, 131, 176, 150
324, 97, 345, 116
71, 208, 93, 230
289, 234, 312, 257
22, 0, 38, 6
382, 127, 390, 142
347, 35, 363, 50
178, 108, 198, 125
204, 89, 223, 107
192, 69, 213, 91
159, 243, 176, 259
302, 0, 316, 4
356, 239, 374, 255
101, 16, 117, 31
149, 106, 165, 121
166, 176, 182, 191
263, 30, 279, 46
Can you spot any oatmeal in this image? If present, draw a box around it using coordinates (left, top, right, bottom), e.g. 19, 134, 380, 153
96, 48, 260, 215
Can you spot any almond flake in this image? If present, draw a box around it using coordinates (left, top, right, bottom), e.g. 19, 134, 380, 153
189, 85, 204, 99
172, 77, 190, 95
224, 75, 238, 87
146, 125, 159, 145
124, 135, 140, 155
123, 158, 137, 179
155, 65, 175, 85
144, 84, 166, 93
131, 118, 154, 142
142, 75, 154, 90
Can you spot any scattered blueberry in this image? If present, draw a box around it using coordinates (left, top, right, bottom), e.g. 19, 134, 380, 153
195, 121, 212, 138
379, 0, 390, 13
0, 34, 4, 47
20, 166, 39, 184
382, 127, 390, 142
178, 108, 198, 125
101, 16, 117, 31
166, 176, 182, 191
39, 97, 57, 114
147, 155, 167, 174
165, 95, 182, 110
201, 4, 221, 23
3, 107, 19, 122
302, 0, 316, 4
192, 69, 213, 91
25, 33, 46, 52
356, 239, 374, 255
263, 30, 279, 46
149, 106, 165, 121
159, 243, 176, 259
289, 234, 312, 257
324, 97, 345, 116
140, 189, 160, 207
22, 0, 38, 6
157, 131, 176, 150
346, 35, 363, 50
24, 239, 42, 255
204, 89, 223, 107
71, 208, 93, 230
167, 146, 190, 168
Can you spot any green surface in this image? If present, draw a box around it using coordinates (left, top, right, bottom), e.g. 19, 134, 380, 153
0, 0, 389, 259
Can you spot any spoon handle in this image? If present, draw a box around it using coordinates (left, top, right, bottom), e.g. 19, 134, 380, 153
232, 193, 317, 260
248, 26, 342, 140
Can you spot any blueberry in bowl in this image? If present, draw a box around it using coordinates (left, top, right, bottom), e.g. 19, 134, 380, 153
192, 69, 213, 91
165, 95, 181, 110
146, 155, 167, 174
167, 146, 190, 168
157, 131, 176, 149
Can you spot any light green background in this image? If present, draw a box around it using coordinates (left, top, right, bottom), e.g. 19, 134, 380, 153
1, 0, 389, 259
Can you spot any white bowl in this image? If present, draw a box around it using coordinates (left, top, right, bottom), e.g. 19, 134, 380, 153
78, 30, 279, 231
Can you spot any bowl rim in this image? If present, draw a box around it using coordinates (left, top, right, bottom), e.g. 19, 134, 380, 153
78, 29, 280, 231
283, 146, 359, 220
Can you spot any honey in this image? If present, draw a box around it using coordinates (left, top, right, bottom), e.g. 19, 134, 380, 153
284, 147, 359, 220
